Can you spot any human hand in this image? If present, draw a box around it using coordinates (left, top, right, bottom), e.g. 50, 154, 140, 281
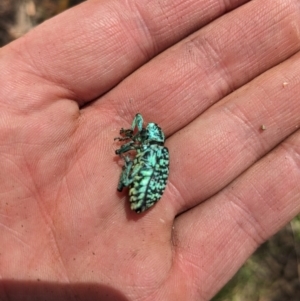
1, 0, 300, 300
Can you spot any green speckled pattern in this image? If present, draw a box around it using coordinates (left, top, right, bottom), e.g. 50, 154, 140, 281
115, 114, 169, 213
129, 145, 169, 213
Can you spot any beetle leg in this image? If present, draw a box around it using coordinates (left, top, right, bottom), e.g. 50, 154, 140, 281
117, 155, 143, 191
117, 155, 135, 191
115, 141, 136, 155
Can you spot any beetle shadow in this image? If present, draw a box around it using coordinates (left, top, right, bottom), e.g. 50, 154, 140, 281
0, 279, 130, 301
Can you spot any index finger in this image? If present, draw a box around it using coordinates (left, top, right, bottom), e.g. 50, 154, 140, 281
0, 0, 249, 107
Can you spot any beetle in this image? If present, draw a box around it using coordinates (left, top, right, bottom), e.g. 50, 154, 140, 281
114, 113, 169, 213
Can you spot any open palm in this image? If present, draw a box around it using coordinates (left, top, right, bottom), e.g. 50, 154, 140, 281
1, 0, 300, 300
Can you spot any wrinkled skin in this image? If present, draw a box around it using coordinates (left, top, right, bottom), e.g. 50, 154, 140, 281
1, 0, 300, 300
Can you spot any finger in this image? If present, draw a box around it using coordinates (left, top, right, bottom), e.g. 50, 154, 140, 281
170, 127, 300, 300
0, 0, 248, 108
162, 49, 300, 215
100, 0, 300, 131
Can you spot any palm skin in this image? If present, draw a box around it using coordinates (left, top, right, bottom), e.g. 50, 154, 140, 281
1, 0, 300, 300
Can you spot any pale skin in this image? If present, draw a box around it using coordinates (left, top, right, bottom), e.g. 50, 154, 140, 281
1, 0, 300, 300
